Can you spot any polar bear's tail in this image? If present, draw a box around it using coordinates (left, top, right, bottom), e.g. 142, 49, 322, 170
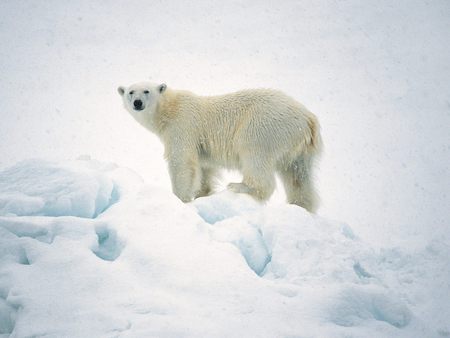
306, 114, 322, 154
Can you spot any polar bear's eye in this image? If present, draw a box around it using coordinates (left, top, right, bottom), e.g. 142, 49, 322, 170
129, 91, 134, 95
144, 90, 149, 94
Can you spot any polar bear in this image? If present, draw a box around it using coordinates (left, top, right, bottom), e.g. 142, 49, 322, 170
118, 82, 322, 212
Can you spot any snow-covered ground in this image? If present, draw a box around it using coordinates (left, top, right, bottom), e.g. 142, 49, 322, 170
1, 159, 449, 337
0, 0, 449, 337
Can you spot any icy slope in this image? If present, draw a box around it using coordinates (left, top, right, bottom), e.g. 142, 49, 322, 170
0, 159, 448, 337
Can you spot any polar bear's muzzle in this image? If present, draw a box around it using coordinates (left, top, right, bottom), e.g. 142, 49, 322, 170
133, 99, 144, 111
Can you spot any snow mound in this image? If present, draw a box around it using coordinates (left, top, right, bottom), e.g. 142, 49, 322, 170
0, 159, 118, 218
194, 191, 365, 281
0, 159, 448, 337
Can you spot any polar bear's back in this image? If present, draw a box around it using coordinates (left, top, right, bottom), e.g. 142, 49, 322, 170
204, 89, 314, 129
198, 89, 320, 162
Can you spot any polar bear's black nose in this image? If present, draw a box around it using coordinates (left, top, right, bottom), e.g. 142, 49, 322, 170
134, 99, 143, 109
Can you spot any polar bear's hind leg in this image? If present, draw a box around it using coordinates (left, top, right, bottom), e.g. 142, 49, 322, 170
278, 154, 318, 212
228, 155, 276, 201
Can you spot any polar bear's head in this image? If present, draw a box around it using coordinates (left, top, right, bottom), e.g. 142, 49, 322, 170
118, 82, 167, 123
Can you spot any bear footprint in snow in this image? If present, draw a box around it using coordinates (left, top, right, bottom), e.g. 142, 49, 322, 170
91, 225, 124, 261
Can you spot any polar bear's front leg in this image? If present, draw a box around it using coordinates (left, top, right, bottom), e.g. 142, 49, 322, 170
168, 155, 201, 203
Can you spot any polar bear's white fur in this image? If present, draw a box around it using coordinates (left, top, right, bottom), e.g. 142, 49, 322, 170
118, 82, 322, 212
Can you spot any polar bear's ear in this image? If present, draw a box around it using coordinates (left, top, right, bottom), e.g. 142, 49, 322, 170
118, 86, 125, 96
158, 83, 167, 93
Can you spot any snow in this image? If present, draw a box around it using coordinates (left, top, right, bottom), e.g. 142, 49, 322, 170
0, 0, 449, 336
0, 159, 449, 337
0, 159, 117, 218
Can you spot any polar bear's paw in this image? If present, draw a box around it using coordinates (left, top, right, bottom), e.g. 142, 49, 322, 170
227, 182, 253, 194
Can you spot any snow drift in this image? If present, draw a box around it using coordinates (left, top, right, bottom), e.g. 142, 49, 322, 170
0, 159, 118, 218
0, 159, 448, 337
